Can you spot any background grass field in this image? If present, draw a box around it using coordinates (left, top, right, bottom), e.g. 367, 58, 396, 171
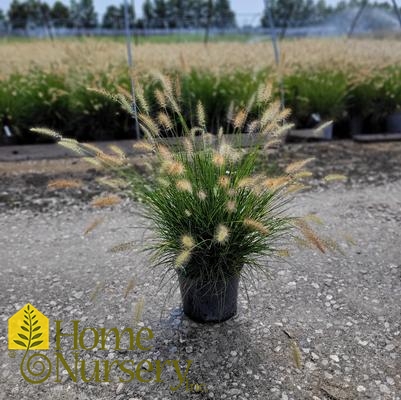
1, 37, 400, 143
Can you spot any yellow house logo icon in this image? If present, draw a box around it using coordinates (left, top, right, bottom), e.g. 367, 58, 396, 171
8, 303, 49, 350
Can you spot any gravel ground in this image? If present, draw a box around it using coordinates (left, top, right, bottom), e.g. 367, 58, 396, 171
0, 140, 400, 400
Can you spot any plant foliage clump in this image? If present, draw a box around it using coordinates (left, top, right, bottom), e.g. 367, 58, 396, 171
32, 75, 343, 283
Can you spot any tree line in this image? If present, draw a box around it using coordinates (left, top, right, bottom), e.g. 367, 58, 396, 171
0, 0, 397, 31
262, 0, 399, 27
0, 0, 235, 30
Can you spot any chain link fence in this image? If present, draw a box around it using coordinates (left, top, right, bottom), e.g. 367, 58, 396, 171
1, 4, 401, 40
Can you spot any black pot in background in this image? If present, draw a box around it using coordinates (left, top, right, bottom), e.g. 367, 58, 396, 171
178, 274, 239, 323
349, 116, 363, 137
386, 112, 401, 133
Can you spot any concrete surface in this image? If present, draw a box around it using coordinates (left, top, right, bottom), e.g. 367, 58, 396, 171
0, 141, 400, 399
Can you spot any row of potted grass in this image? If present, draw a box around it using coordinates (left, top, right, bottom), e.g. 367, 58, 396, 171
1, 67, 401, 144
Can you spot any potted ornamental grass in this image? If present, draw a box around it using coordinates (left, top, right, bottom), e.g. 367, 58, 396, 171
284, 70, 348, 139
32, 75, 343, 323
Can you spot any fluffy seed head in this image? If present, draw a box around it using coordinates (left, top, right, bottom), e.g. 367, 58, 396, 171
156, 73, 173, 96
233, 109, 248, 130
226, 200, 236, 213
215, 224, 229, 244
243, 218, 269, 235
174, 75, 182, 99
154, 89, 166, 108
175, 249, 191, 268
237, 176, 258, 189
262, 121, 280, 136
80, 142, 104, 156
324, 174, 347, 182
263, 138, 282, 150
285, 183, 309, 194
30, 127, 61, 140
197, 101, 206, 127
181, 235, 195, 249
294, 219, 326, 253
285, 158, 315, 174
47, 179, 82, 190
84, 217, 105, 236
109, 241, 136, 253
157, 177, 170, 187
218, 175, 230, 188
157, 112, 173, 130
97, 153, 125, 167
257, 83, 272, 104
97, 177, 127, 189
91, 195, 122, 208
271, 123, 294, 138
116, 85, 132, 101
117, 93, 134, 115
276, 249, 290, 257
124, 277, 136, 299
135, 84, 149, 114
165, 161, 185, 176
263, 176, 290, 190
133, 141, 154, 153
133, 297, 145, 323
108, 144, 126, 158
83, 157, 102, 167
157, 144, 173, 161
291, 340, 303, 369
261, 100, 281, 128
197, 190, 207, 201
277, 107, 292, 121
294, 171, 313, 179
213, 152, 225, 167
313, 120, 333, 136
176, 179, 192, 193
58, 140, 84, 155
139, 113, 159, 137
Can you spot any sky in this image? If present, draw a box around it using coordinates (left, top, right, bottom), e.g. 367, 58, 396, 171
0, 0, 341, 20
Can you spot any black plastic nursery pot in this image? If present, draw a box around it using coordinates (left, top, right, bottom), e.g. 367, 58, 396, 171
386, 112, 401, 133
178, 274, 239, 323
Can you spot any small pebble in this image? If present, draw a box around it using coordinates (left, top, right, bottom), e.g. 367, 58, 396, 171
330, 355, 340, 363
380, 384, 390, 394
116, 383, 125, 395
386, 377, 395, 385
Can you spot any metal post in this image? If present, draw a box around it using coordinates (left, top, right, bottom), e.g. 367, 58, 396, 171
264, 0, 280, 66
123, 0, 140, 140
348, 0, 367, 38
391, 0, 401, 28
263, 0, 285, 108
204, 0, 213, 45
